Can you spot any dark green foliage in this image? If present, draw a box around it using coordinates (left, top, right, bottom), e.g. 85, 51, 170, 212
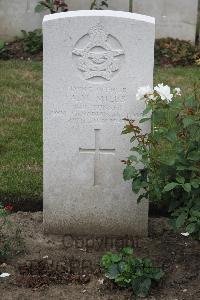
122, 85, 200, 239
155, 38, 200, 66
0, 39, 9, 59
21, 29, 43, 54
101, 247, 164, 297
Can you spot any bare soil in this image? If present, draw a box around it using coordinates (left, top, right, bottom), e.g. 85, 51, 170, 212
1, 40, 42, 61
0, 212, 199, 300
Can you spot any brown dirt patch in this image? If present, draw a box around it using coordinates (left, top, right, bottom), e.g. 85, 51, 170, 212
2, 40, 42, 61
0, 212, 199, 299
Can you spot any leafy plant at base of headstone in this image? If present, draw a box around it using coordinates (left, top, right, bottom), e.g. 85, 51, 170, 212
101, 247, 164, 297
122, 84, 200, 240
0, 39, 9, 59
35, 0, 68, 14
0, 203, 23, 261
21, 29, 43, 54
90, 0, 108, 10
155, 38, 200, 66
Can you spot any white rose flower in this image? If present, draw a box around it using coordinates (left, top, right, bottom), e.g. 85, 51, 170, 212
0, 273, 10, 278
181, 232, 190, 237
136, 86, 153, 101
154, 83, 173, 102
174, 87, 181, 96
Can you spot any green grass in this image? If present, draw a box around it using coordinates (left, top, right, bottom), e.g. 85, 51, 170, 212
0, 61, 42, 209
154, 66, 200, 95
0, 61, 199, 209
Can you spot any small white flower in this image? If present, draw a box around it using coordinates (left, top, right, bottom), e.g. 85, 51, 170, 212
174, 87, 181, 96
0, 273, 10, 278
181, 232, 190, 237
154, 83, 173, 102
136, 86, 153, 101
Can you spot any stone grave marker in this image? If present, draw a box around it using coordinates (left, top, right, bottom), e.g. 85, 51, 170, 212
43, 10, 155, 236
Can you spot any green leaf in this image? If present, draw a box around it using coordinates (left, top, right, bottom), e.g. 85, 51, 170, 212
177, 166, 199, 172
123, 278, 132, 284
177, 165, 200, 171
188, 151, 200, 161
132, 277, 152, 297
111, 254, 121, 263
160, 155, 176, 166
106, 264, 120, 279
114, 275, 128, 285
163, 182, 179, 192
130, 146, 138, 151
176, 176, 185, 184
118, 261, 127, 273
183, 117, 195, 128
143, 105, 152, 115
139, 118, 150, 123
188, 167, 200, 171
182, 183, 191, 193
130, 136, 137, 143
123, 166, 137, 181
188, 217, 198, 222
175, 212, 187, 229
132, 179, 147, 193
143, 258, 152, 267
177, 165, 187, 171
186, 223, 196, 234
185, 95, 196, 107
122, 247, 133, 256
128, 155, 138, 162
151, 269, 165, 281
166, 129, 177, 142
191, 179, 199, 189
190, 209, 200, 218
101, 254, 112, 268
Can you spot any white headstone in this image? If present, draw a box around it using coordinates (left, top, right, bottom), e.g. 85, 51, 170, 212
133, 0, 198, 44
43, 10, 155, 236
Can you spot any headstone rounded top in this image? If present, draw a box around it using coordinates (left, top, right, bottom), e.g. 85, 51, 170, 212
43, 10, 155, 24
43, 6, 155, 236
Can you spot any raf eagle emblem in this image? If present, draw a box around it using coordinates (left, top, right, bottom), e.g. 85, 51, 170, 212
72, 24, 124, 81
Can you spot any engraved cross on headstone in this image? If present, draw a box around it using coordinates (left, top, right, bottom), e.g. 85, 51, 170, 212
79, 129, 115, 186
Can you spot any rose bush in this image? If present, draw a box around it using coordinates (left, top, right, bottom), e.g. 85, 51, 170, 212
122, 83, 200, 239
